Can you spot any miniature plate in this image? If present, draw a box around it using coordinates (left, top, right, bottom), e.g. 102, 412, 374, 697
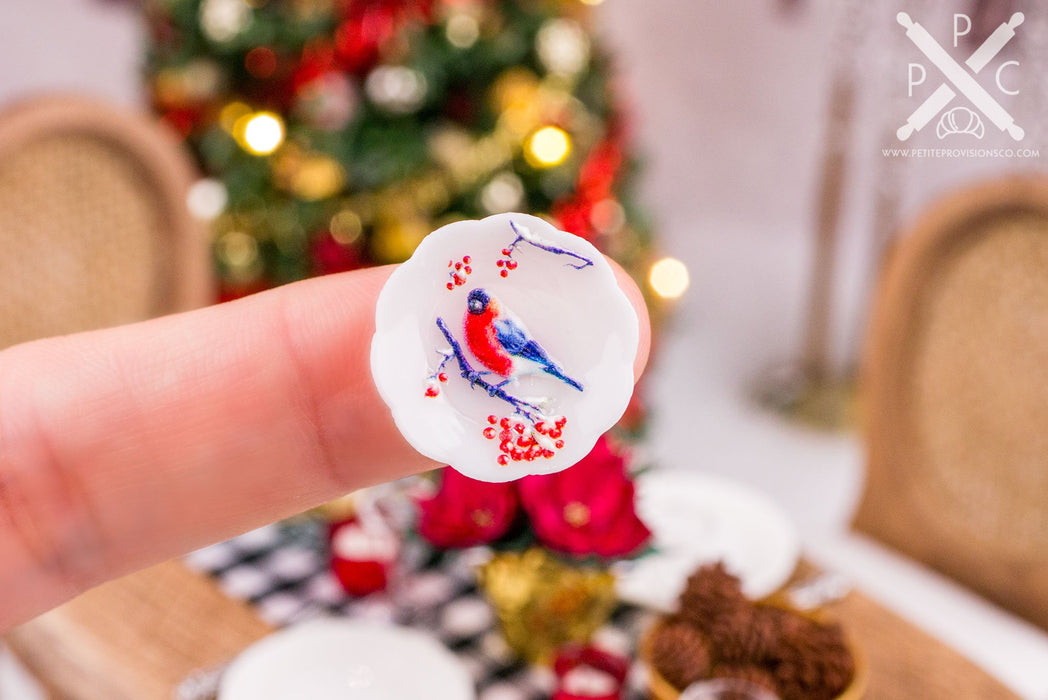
615, 471, 801, 610
219, 619, 475, 700
372, 213, 638, 482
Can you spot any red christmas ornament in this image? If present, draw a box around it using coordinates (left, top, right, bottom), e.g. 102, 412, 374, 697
334, 4, 397, 74
553, 123, 628, 241
245, 46, 278, 79
159, 107, 204, 137
328, 516, 399, 597
217, 277, 271, 303
332, 0, 434, 74
552, 197, 596, 241
311, 231, 366, 276
553, 644, 630, 700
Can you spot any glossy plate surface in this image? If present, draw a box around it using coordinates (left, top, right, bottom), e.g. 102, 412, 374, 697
372, 213, 638, 482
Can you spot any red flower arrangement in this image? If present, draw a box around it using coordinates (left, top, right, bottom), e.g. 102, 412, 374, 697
417, 467, 519, 548
416, 434, 650, 560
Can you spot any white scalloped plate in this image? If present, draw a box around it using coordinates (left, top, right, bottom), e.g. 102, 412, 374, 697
615, 471, 801, 610
371, 213, 638, 482
219, 619, 475, 700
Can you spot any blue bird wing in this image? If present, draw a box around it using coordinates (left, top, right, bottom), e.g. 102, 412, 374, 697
494, 318, 582, 390
493, 317, 531, 355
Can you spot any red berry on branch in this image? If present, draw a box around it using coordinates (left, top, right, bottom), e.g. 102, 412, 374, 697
455, 262, 462, 270
496, 259, 504, 267
425, 386, 439, 397
555, 440, 565, 449
500, 270, 508, 278
462, 255, 471, 264
506, 260, 518, 270
438, 373, 448, 382
549, 429, 562, 439
487, 415, 498, 424
446, 282, 454, 290
535, 422, 547, 434
501, 249, 511, 256
464, 266, 471, 274
556, 417, 567, 428
497, 455, 509, 466
483, 427, 497, 439
500, 417, 511, 429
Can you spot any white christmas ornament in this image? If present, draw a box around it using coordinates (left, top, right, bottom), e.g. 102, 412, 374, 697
371, 213, 638, 482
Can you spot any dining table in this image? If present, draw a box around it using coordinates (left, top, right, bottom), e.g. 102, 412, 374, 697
5, 520, 1020, 699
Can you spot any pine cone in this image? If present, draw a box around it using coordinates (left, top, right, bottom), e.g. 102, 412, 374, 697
769, 617, 855, 700
710, 664, 779, 698
705, 606, 779, 664
678, 562, 747, 632
651, 618, 713, 691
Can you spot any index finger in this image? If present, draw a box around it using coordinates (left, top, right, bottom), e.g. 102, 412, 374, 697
0, 260, 649, 629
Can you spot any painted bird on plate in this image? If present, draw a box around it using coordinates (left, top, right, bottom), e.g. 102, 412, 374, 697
464, 288, 583, 392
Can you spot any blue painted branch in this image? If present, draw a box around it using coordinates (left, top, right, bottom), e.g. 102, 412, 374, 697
508, 219, 594, 270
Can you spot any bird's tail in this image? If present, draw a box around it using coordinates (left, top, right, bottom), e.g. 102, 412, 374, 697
543, 363, 583, 391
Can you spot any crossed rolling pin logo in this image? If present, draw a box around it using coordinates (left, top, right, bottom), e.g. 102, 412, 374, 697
898, 11, 1024, 142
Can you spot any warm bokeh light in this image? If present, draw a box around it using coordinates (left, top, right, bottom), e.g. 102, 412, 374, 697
446, 13, 480, 48
237, 111, 285, 155
649, 257, 690, 299
580, 0, 605, 5
185, 178, 228, 220
329, 209, 363, 245
525, 125, 571, 168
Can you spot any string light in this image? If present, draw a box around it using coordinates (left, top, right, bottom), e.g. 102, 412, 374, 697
186, 178, 228, 220
330, 209, 363, 245
291, 155, 346, 201
481, 172, 525, 213
525, 126, 571, 168
219, 101, 251, 133
446, 13, 480, 48
216, 230, 260, 275
649, 257, 689, 299
199, 0, 251, 43
236, 111, 284, 155
536, 19, 590, 77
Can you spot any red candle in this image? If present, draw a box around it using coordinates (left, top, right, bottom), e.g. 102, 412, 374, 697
327, 517, 398, 597
552, 645, 630, 700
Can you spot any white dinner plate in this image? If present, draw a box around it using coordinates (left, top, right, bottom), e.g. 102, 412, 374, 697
615, 471, 800, 611
220, 619, 475, 700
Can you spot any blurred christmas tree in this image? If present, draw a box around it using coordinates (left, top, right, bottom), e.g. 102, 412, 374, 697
143, 0, 658, 295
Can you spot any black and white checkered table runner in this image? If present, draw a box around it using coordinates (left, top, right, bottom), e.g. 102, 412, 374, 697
184, 521, 653, 700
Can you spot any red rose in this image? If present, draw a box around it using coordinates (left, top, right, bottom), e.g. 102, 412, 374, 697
518, 436, 651, 559
417, 467, 519, 548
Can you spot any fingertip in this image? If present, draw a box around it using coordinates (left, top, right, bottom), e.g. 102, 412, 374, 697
607, 258, 651, 382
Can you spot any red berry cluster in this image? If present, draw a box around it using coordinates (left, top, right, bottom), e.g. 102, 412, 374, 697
446, 255, 472, 290
495, 248, 518, 278
423, 372, 449, 398
482, 414, 567, 466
